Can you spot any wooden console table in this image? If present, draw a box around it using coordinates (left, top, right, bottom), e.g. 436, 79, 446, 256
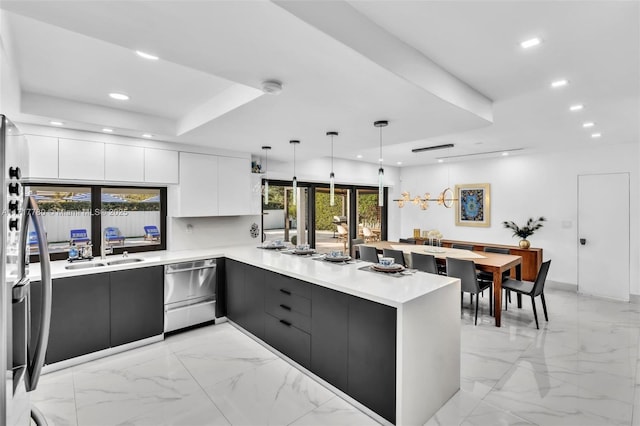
412, 238, 543, 281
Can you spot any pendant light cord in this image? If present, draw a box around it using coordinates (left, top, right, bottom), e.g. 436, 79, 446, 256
331, 135, 334, 174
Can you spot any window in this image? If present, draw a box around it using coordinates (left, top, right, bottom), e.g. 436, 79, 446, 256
27, 185, 166, 261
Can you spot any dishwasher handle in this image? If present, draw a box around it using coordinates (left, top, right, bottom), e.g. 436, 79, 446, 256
165, 264, 216, 274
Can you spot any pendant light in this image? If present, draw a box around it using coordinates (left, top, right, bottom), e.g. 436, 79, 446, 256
326, 131, 338, 206
262, 146, 271, 205
374, 120, 388, 207
290, 140, 300, 206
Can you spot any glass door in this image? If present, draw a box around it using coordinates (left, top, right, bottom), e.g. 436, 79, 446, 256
313, 187, 350, 254
356, 189, 382, 243
262, 183, 308, 246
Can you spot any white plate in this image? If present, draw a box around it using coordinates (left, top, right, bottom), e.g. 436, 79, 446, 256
371, 263, 405, 272
324, 255, 351, 262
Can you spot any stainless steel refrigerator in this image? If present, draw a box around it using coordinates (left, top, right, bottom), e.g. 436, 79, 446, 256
0, 115, 52, 426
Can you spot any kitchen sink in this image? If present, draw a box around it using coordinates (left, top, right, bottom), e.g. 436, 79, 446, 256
106, 258, 144, 266
65, 262, 106, 270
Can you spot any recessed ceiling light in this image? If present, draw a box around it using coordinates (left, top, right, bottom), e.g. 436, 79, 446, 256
583, 122, 595, 128
142, 133, 153, 138
502, 152, 509, 156
136, 50, 159, 60
102, 128, 113, 133
520, 37, 541, 49
569, 104, 584, 111
591, 133, 602, 138
437, 159, 444, 163
356, 154, 363, 159
109, 92, 130, 101
551, 79, 569, 88
396, 161, 402, 165
50, 121, 63, 126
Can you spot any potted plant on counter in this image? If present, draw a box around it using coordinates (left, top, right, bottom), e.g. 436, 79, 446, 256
502, 217, 546, 249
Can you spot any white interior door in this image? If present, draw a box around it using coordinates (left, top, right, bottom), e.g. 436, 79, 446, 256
578, 173, 630, 301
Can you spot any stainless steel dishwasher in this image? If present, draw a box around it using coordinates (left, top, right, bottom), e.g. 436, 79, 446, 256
164, 259, 217, 332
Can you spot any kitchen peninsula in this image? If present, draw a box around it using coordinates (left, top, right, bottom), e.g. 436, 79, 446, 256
222, 246, 461, 426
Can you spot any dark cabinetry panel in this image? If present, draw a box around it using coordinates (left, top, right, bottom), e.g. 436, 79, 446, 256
348, 296, 397, 423
225, 259, 245, 324
45, 273, 111, 364
264, 314, 311, 368
110, 266, 164, 347
225, 259, 265, 339
310, 285, 349, 392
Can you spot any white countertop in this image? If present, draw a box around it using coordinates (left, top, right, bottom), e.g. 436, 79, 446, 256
26, 245, 458, 308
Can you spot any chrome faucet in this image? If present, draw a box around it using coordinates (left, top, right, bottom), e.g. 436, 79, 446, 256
100, 229, 113, 260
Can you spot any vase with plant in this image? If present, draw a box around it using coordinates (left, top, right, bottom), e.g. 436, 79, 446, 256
502, 217, 546, 249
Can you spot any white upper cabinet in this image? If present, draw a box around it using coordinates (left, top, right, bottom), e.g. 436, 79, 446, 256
144, 148, 179, 184
25, 135, 58, 179
176, 152, 219, 217
105, 144, 144, 182
218, 156, 251, 216
58, 138, 105, 180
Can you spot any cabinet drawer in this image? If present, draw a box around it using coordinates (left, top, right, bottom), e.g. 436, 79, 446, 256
265, 286, 311, 316
265, 293, 311, 333
265, 273, 311, 299
264, 313, 310, 369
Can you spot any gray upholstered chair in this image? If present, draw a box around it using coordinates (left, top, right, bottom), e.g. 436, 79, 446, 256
478, 246, 512, 301
447, 257, 493, 325
359, 245, 380, 263
382, 248, 406, 267
351, 238, 364, 258
410, 252, 438, 274
502, 260, 551, 329
451, 243, 473, 251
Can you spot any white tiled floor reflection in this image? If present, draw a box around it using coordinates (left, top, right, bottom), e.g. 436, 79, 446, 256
32, 286, 640, 425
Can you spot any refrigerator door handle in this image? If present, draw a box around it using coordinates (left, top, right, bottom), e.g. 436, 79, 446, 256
24, 196, 52, 392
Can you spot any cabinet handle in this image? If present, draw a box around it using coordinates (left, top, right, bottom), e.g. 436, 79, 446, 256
279, 319, 292, 327
279, 304, 291, 311
279, 289, 291, 295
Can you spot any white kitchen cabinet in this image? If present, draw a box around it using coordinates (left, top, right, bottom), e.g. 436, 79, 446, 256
218, 156, 251, 216
144, 148, 178, 184
25, 135, 58, 179
105, 144, 144, 182
175, 152, 219, 216
58, 138, 105, 181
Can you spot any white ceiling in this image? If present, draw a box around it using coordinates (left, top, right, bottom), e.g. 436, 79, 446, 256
0, 0, 638, 167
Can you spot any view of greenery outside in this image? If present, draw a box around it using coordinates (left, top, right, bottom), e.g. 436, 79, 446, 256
358, 192, 381, 226
315, 192, 345, 230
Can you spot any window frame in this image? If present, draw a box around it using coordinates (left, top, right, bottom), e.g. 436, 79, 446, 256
28, 183, 167, 262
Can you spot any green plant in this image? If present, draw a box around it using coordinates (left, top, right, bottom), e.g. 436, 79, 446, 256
503, 217, 546, 239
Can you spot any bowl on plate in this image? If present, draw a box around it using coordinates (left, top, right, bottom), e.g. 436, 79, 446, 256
329, 250, 344, 258
379, 257, 395, 266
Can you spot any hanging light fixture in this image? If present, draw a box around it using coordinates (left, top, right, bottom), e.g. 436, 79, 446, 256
326, 131, 338, 206
262, 146, 271, 205
374, 120, 388, 207
290, 140, 300, 205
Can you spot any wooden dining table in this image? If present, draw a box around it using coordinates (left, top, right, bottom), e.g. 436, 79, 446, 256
359, 241, 523, 327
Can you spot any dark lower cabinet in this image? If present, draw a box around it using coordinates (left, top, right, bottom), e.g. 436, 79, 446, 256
264, 314, 310, 368
244, 265, 265, 339
225, 259, 245, 325
225, 259, 398, 424
110, 266, 164, 347
225, 259, 265, 339
348, 296, 397, 423
310, 285, 349, 392
45, 273, 111, 364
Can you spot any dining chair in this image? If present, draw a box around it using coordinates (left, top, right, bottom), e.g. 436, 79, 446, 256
336, 224, 348, 250
382, 248, 406, 267
410, 252, 438, 274
478, 246, 512, 302
359, 245, 380, 263
351, 238, 364, 258
446, 257, 493, 325
451, 243, 473, 251
363, 227, 377, 242
399, 238, 415, 244
502, 260, 551, 329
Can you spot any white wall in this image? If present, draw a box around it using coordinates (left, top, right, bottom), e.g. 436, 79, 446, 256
398, 142, 639, 291
169, 216, 262, 251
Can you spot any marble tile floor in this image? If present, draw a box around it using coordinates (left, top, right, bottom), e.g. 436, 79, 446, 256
32, 285, 640, 426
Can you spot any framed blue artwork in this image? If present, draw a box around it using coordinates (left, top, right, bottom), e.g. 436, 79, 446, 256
455, 183, 491, 227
